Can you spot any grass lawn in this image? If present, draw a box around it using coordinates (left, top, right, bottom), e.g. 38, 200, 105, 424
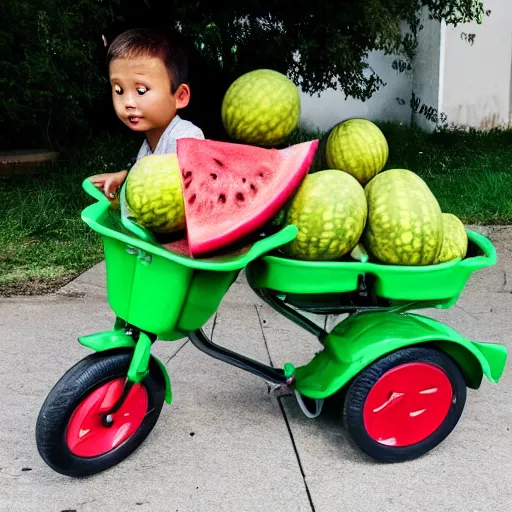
0, 134, 139, 296
290, 122, 512, 224
379, 123, 512, 224
1, 123, 511, 296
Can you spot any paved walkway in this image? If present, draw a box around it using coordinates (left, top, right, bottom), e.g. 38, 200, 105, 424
0, 226, 511, 512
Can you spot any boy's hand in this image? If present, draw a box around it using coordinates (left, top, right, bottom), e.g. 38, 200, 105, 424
89, 170, 128, 199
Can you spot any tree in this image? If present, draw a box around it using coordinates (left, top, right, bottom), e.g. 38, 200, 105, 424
0, 0, 127, 149
146, 0, 489, 99
0, 0, 488, 148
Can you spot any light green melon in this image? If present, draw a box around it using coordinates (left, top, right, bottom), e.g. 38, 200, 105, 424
363, 169, 443, 265
325, 118, 389, 185
282, 169, 368, 261
221, 69, 301, 147
435, 213, 468, 263
125, 153, 185, 233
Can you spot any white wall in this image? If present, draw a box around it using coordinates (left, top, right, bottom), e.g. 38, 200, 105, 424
441, 0, 512, 129
411, 7, 443, 131
299, 49, 412, 132
298, 0, 512, 133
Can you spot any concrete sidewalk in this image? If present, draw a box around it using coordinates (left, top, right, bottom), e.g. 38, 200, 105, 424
1, 226, 511, 512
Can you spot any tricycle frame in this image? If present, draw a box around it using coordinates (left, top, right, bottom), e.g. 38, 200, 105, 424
90, 277, 506, 417
34, 178, 509, 477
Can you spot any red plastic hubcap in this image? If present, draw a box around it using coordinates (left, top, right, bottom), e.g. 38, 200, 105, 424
66, 378, 148, 457
363, 362, 453, 447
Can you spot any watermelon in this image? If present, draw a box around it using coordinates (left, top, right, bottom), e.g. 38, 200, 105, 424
282, 170, 368, 261
325, 118, 388, 185
125, 154, 185, 233
435, 213, 468, 263
221, 69, 301, 147
176, 138, 319, 256
363, 169, 443, 265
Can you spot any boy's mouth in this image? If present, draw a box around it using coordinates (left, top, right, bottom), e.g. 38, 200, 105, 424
127, 115, 142, 125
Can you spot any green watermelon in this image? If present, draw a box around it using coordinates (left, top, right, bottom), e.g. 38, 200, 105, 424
125, 154, 185, 233
221, 69, 301, 147
176, 138, 319, 256
282, 170, 368, 261
435, 213, 468, 263
363, 169, 443, 265
325, 118, 388, 185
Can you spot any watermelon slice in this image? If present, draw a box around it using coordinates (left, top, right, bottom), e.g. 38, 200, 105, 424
176, 138, 319, 257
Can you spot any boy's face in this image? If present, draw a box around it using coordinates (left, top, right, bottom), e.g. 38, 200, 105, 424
109, 56, 190, 149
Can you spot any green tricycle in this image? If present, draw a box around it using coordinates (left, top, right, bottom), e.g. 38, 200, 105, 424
36, 178, 508, 477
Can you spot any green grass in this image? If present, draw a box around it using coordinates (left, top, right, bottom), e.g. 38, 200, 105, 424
1, 123, 512, 296
291, 122, 512, 225
0, 134, 139, 295
380, 123, 512, 224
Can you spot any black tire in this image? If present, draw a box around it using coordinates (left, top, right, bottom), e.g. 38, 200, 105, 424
343, 346, 466, 463
36, 349, 165, 477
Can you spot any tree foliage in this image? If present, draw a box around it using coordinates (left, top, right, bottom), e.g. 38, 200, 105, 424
151, 0, 488, 97
0, 0, 488, 149
0, 0, 123, 149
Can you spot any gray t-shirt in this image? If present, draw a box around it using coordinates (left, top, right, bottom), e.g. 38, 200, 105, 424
135, 115, 204, 161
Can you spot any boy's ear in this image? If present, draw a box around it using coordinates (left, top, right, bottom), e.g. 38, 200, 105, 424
175, 83, 191, 109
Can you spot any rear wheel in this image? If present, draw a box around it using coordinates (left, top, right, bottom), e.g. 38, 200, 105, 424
343, 347, 466, 462
36, 350, 165, 477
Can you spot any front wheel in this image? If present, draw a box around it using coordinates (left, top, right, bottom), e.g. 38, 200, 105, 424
36, 350, 165, 477
343, 347, 466, 463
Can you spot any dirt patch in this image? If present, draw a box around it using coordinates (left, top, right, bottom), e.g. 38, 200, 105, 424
0, 274, 78, 297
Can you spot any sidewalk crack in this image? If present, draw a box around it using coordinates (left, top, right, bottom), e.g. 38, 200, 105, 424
165, 312, 219, 365
210, 311, 219, 340
165, 340, 188, 364
255, 305, 316, 512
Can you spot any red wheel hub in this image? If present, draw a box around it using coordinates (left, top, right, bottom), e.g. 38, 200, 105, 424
66, 378, 148, 457
363, 362, 453, 447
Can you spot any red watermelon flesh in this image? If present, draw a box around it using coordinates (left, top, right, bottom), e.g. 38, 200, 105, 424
176, 138, 319, 257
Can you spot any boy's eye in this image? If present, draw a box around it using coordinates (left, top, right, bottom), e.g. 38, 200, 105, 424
114, 84, 123, 95
137, 86, 148, 95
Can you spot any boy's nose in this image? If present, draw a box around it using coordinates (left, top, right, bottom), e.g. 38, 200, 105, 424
124, 93, 136, 109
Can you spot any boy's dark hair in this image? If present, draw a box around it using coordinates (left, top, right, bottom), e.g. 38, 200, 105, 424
106, 27, 188, 93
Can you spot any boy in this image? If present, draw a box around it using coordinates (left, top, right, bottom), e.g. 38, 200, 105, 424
90, 27, 204, 199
